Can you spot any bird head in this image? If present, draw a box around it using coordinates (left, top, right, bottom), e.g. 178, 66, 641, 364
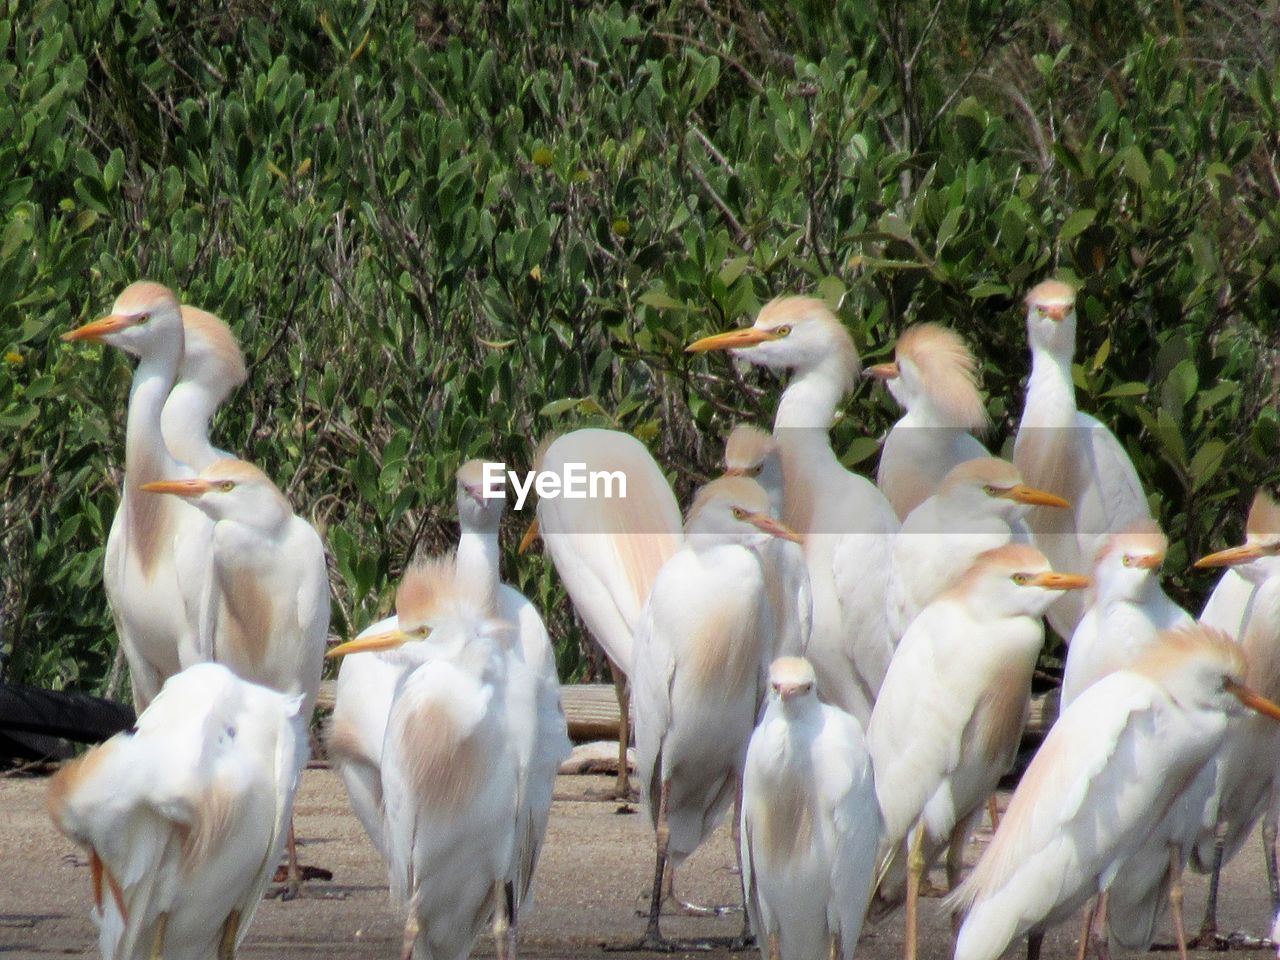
768, 656, 818, 706
1092, 519, 1170, 601
62, 282, 183, 358
1131, 624, 1280, 722
951, 542, 1089, 619
1023, 279, 1077, 358
1195, 490, 1280, 586
933, 458, 1069, 524
686, 296, 859, 392
685, 475, 802, 549
177, 306, 247, 401
866, 323, 988, 431
455, 459, 505, 532
140, 459, 292, 528
722, 424, 784, 516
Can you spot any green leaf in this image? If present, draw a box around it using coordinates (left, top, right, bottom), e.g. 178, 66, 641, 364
1189, 440, 1227, 493
638, 290, 688, 311
1059, 209, 1096, 243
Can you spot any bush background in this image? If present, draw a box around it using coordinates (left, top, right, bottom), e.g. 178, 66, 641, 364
3, 0, 1279, 696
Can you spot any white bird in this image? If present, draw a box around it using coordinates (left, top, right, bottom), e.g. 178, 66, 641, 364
1190, 491, 1280, 942
687, 296, 901, 726
1013, 279, 1152, 641
721, 424, 812, 659
48, 662, 306, 960
633, 475, 801, 948
950, 625, 1280, 960
867, 544, 1089, 960
62, 282, 208, 707
740, 656, 881, 960
160, 306, 247, 471
327, 572, 545, 960
329, 461, 569, 901
1061, 518, 1193, 709
886, 458, 1069, 641
866, 323, 991, 520
525, 428, 683, 794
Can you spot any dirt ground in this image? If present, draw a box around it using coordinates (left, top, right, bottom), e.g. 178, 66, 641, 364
2, 766, 1277, 960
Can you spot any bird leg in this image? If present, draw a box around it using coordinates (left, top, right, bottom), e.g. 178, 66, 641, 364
767, 931, 781, 960
217, 910, 240, 960
905, 824, 926, 960
492, 879, 517, 960
282, 820, 302, 900
611, 666, 633, 800
1167, 845, 1189, 960
1075, 897, 1097, 960
828, 930, 842, 960
1265, 815, 1279, 914
1027, 929, 1044, 960
1191, 829, 1225, 947
987, 794, 1001, 833
640, 780, 674, 951
1088, 891, 1111, 960
401, 909, 420, 960
945, 815, 977, 952
731, 780, 754, 948
150, 911, 169, 960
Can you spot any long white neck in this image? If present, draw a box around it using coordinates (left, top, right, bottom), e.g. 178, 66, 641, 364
125, 344, 183, 489
775, 356, 848, 430
161, 381, 220, 470
1024, 340, 1077, 427
456, 522, 500, 615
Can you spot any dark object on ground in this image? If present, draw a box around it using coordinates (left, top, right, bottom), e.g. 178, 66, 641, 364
0, 684, 135, 761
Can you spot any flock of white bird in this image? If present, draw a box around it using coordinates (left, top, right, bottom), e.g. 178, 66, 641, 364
41, 278, 1280, 960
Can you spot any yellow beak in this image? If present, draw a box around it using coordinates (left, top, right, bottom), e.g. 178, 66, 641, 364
1225, 678, 1280, 723
1195, 543, 1264, 568
864, 361, 900, 380
740, 510, 804, 544
139, 478, 215, 497
686, 327, 782, 353
517, 518, 541, 555
1042, 303, 1071, 321
61, 314, 132, 343
1001, 485, 1071, 509
1028, 572, 1091, 590
325, 628, 413, 658
1125, 552, 1165, 570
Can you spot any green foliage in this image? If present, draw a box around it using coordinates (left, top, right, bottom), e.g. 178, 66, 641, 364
2, 0, 1278, 692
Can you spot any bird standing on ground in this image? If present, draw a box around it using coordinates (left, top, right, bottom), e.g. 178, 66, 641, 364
1191, 491, 1280, 942
867, 544, 1089, 960
886, 458, 1069, 641
950, 625, 1280, 960
633, 475, 801, 949
740, 656, 880, 960
62, 282, 208, 706
48, 663, 307, 960
525, 429, 683, 795
687, 296, 900, 726
160, 306, 247, 471
866, 323, 990, 520
1013, 280, 1152, 640
721, 424, 812, 659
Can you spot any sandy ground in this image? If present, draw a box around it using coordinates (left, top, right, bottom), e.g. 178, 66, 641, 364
3, 766, 1277, 959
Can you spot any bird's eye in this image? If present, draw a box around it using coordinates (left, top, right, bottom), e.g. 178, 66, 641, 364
774, 325, 792, 337
731, 506, 748, 520
1011, 573, 1031, 585
219, 481, 235, 492
983, 485, 998, 496
1121, 555, 1132, 567
747, 464, 762, 477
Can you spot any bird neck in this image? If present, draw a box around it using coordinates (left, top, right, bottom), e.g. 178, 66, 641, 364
124, 344, 183, 490
1025, 342, 1077, 424
455, 523, 500, 615
160, 380, 220, 470
774, 356, 849, 431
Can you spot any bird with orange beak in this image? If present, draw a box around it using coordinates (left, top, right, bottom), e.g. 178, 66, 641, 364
160, 305, 247, 472
867, 543, 1090, 960
62, 281, 209, 708
865, 323, 991, 520
687, 296, 900, 727
1013, 280, 1152, 642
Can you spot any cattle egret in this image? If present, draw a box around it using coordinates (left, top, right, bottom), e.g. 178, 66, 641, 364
722, 424, 812, 659
1191, 491, 1280, 942
886, 458, 1069, 641
62, 282, 207, 706
48, 663, 306, 960
1061, 519, 1192, 709
687, 296, 900, 725
950, 625, 1280, 960
1013, 280, 1151, 640
868, 544, 1088, 960
160, 306, 247, 471
740, 656, 880, 960
866, 323, 990, 519
633, 475, 800, 948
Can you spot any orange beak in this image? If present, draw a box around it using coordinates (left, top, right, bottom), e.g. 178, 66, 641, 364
864, 361, 900, 380
1002, 485, 1071, 509
1195, 543, 1265, 568
686, 327, 782, 353
1040, 303, 1071, 321
740, 510, 803, 544
517, 518, 541, 555
1225, 678, 1280, 723
1125, 552, 1165, 570
61, 314, 133, 343
1028, 572, 1091, 590
326, 628, 413, 658
139, 479, 215, 497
